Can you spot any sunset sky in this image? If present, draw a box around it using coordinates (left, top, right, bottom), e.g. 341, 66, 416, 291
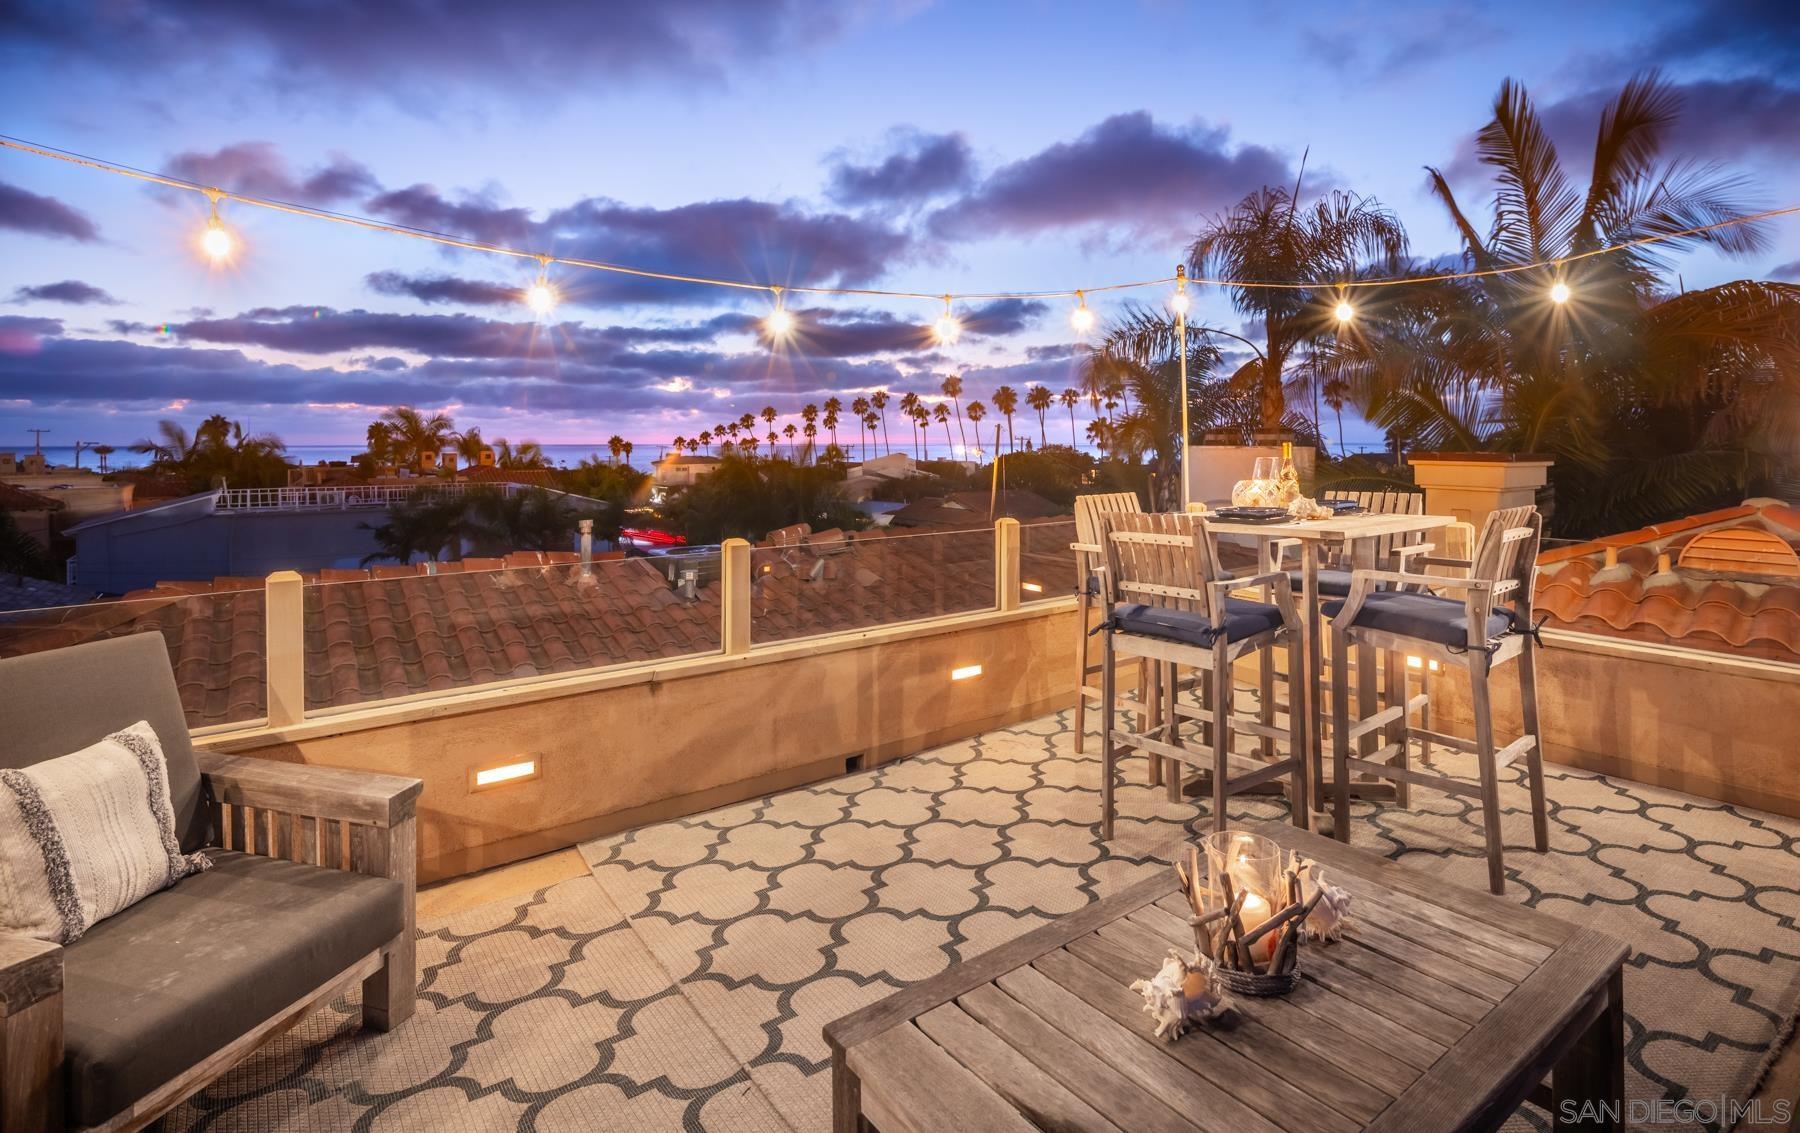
2, 0, 1796, 452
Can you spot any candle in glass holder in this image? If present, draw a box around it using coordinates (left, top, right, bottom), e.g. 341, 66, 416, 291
1201, 830, 1283, 965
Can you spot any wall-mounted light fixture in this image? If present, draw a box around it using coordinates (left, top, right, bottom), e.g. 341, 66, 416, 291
471, 758, 541, 791
1021, 581, 1044, 594
950, 664, 983, 681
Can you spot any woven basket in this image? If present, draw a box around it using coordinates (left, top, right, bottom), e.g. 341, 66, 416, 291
1205, 953, 1302, 998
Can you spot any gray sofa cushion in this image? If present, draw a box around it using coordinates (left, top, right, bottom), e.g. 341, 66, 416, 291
61, 850, 404, 1127
0, 633, 209, 852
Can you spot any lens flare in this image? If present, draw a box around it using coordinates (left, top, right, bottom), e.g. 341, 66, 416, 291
1550, 281, 1572, 305
1070, 294, 1095, 334
526, 280, 557, 316
1334, 301, 1355, 322
765, 306, 795, 339
1170, 289, 1191, 315
201, 219, 233, 262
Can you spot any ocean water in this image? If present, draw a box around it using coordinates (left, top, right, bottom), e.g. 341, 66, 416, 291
9, 439, 1087, 472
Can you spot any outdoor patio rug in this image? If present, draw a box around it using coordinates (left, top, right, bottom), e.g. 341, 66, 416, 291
152, 706, 1797, 1131
582, 708, 1800, 1133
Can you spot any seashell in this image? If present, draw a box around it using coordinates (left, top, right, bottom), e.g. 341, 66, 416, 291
1293, 855, 1353, 941
1129, 951, 1230, 1040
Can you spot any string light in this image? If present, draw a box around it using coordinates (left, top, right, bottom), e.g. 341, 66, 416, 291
764, 287, 795, 341
1070, 290, 1095, 335
1170, 277, 1191, 315
525, 257, 557, 317
1, 134, 1794, 314
933, 295, 961, 344
200, 194, 233, 263
1334, 300, 1355, 322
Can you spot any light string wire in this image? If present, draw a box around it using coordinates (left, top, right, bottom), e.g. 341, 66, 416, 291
3, 133, 1798, 307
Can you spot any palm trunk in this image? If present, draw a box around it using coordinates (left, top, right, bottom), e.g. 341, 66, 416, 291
1068, 406, 1078, 448
954, 400, 966, 454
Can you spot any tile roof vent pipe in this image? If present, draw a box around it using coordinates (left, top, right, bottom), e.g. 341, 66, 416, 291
679, 566, 698, 601
578, 519, 594, 578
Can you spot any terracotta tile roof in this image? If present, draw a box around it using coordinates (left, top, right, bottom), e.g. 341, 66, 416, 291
1535, 498, 1800, 663
0, 523, 1080, 728
0, 483, 62, 511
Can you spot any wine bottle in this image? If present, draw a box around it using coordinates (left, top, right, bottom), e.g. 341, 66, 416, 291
1276, 440, 1301, 506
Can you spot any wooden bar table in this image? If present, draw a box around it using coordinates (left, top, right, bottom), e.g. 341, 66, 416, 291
826, 821, 1628, 1133
1201, 510, 1457, 808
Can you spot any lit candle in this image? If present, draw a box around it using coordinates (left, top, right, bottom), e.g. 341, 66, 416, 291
1239, 891, 1275, 962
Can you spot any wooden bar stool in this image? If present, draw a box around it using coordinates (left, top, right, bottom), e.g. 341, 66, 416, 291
1097, 511, 1309, 838
1071, 492, 1145, 757
1325, 505, 1548, 894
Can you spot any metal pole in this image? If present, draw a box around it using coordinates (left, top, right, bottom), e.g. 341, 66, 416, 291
1176, 264, 1190, 511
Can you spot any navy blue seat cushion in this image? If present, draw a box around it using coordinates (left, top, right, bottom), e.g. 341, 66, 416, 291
1285, 568, 1353, 597
1112, 600, 1284, 647
1323, 589, 1513, 648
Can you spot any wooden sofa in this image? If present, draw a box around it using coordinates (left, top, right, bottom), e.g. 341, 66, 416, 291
0, 633, 422, 1132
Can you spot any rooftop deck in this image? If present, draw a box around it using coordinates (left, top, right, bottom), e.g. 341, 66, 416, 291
158, 707, 1799, 1132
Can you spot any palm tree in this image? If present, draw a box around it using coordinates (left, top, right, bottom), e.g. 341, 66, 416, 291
800, 404, 819, 458
1083, 307, 1226, 509
1085, 417, 1114, 457
822, 398, 843, 449
870, 390, 891, 454
896, 392, 920, 457
378, 406, 457, 465
940, 375, 967, 454
364, 422, 393, 465
698, 429, 713, 455
131, 420, 197, 466
991, 385, 1019, 451
1026, 384, 1054, 447
762, 405, 778, 449
865, 411, 882, 456
493, 439, 549, 469
933, 402, 954, 454
93, 443, 115, 473
1188, 183, 1407, 428
607, 435, 625, 465
455, 427, 488, 468
851, 397, 871, 460
1336, 71, 1792, 534
782, 422, 798, 453
802, 419, 817, 458
1059, 388, 1081, 447
966, 400, 988, 457
671, 436, 687, 458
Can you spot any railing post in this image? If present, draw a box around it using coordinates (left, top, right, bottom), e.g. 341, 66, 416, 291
995, 518, 1021, 612
721, 538, 751, 655
265, 570, 306, 726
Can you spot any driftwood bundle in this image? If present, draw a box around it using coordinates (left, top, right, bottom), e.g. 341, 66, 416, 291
1175, 846, 1321, 979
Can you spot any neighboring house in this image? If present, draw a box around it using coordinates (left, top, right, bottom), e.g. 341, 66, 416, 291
63, 483, 609, 595
1535, 498, 1800, 664
0, 468, 133, 523
652, 454, 721, 489
0, 482, 63, 550
840, 452, 924, 502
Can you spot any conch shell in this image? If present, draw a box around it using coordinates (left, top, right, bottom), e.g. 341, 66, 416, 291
1129, 951, 1230, 1040
1294, 855, 1353, 941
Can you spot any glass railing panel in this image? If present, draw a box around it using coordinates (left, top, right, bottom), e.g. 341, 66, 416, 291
0, 586, 268, 729
749, 525, 997, 645
302, 553, 722, 713
1018, 518, 1078, 603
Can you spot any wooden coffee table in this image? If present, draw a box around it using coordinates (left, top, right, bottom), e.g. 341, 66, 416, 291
825, 822, 1628, 1132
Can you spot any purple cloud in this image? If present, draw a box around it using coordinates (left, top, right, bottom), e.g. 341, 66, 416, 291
0, 1, 853, 100
365, 270, 520, 307
1771, 260, 1800, 281
164, 142, 377, 205
10, 280, 118, 305
0, 180, 99, 240
928, 112, 1295, 240
827, 131, 975, 205
362, 188, 914, 303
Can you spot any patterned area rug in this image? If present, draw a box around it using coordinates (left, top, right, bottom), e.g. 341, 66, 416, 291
160, 708, 1798, 1131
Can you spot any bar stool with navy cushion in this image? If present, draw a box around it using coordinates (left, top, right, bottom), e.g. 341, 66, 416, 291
1070, 492, 1145, 756
1324, 505, 1548, 894
1097, 511, 1308, 837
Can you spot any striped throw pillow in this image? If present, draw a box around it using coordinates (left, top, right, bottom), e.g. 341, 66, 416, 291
0, 721, 212, 944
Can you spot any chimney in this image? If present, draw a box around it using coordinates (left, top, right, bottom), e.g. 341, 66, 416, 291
578, 518, 594, 577
679, 566, 699, 601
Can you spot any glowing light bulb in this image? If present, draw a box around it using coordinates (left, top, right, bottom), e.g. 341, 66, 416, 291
1170, 288, 1191, 315
933, 297, 961, 344
201, 218, 233, 262
1550, 281, 1571, 305
1334, 300, 1355, 323
765, 305, 795, 339
526, 279, 557, 316
1070, 292, 1094, 335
